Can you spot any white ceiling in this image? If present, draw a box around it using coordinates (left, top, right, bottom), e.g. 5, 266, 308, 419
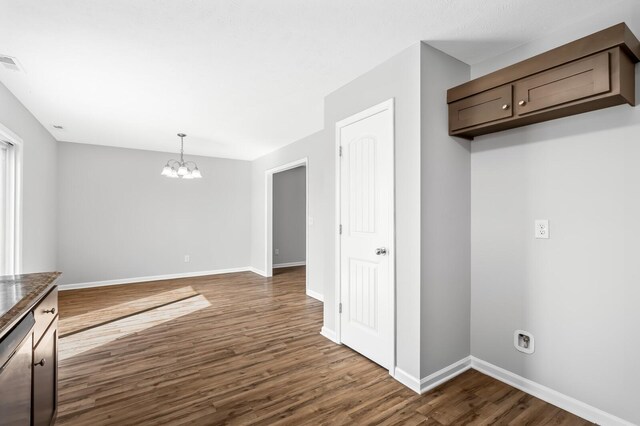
0, 0, 620, 160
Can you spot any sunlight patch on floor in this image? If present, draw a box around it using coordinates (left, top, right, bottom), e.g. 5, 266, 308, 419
59, 286, 200, 335
59, 294, 210, 361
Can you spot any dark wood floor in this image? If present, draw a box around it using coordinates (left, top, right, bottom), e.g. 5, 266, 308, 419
57, 267, 591, 425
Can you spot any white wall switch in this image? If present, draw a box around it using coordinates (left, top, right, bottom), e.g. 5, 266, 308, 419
184, 255, 190, 263
535, 220, 549, 239
275, 248, 279, 255
309, 216, 314, 226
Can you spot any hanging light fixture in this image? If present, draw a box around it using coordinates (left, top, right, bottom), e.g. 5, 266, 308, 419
161, 133, 202, 179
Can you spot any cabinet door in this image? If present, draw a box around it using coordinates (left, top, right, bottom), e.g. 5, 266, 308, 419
33, 318, 57, 426
449, 84, 513, 132
515, 51, 611, 115
33, 287, 57, 346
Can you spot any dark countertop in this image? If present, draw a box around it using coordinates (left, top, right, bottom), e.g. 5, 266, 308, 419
0, 272, 61, 339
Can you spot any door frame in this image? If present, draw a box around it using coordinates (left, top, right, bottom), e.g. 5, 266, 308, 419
334, 98, 396, 375
264, 157, 310, 293
0, 122, 23, 275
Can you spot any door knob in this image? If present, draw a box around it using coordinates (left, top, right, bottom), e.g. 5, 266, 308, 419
501, 104, 510, 110
34, 358, 46, 367
375, 247, 387, 256
518, 100, 527, 106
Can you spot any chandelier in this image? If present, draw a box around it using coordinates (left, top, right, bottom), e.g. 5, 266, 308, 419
160, 133, 202, 179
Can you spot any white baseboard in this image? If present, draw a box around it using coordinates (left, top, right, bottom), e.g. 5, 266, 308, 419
273, 261, 306, 268
420, 356, 472, 394
393, 367, 421, 393
248, 267, 268, 277
306, 289, 324, 302
470, 356, 634, 426
320, 326, 338, 343
393, 356, 472, 395
60, 267, 252, 290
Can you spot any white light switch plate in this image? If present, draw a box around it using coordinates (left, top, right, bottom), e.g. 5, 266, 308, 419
535, 220, 549, 239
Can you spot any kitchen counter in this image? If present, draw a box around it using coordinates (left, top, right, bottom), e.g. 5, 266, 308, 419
0, 272, 61, 339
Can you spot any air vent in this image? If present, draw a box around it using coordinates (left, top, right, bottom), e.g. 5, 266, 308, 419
0, 55, 22, 72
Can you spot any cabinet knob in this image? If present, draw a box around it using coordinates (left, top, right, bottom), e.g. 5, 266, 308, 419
34, 358, 46, 367
518, 100, 527, 106
501, 104, 510, 110
43, 307, 56, 315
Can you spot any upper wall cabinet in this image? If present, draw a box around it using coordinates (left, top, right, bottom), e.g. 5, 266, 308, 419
447, 23, 640, 139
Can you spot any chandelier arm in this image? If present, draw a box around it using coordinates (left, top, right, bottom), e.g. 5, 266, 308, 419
183, 161, 199, 168
166, 159, 182, 167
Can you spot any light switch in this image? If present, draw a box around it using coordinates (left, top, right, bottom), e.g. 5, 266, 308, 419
535, 220, 549, 239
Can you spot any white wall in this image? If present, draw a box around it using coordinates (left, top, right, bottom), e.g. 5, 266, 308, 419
57, 142, 251, 285
419, 43, 471, 378
273, 166, 306, 265
0, 81, 57, 273
250, 130, 330, 299
324, 44, 423, 378
470, 2, 640, 423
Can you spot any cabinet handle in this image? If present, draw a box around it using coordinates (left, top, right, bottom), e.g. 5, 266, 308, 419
518, 100, 527, 106
501, 104, 510, 110
43, 308, 56, 315
34, 358, 46, 367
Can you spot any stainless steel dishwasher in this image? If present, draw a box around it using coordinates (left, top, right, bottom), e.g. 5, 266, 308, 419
0, 313, 35, 426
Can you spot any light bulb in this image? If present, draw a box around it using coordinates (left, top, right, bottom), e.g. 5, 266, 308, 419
182, 171, 194, 179
191, 168, 202, 178
177, 165, 188, 176
161, 165, 172, 176
169, 168, 179, 178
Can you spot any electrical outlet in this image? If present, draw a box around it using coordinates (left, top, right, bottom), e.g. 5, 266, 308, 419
535, 220, 549, 239
184, 255, 190, 263
275, 248, 279, 256
514, 330, 535, 354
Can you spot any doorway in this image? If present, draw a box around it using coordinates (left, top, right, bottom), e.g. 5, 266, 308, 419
334, 99, 395, 373
265, 158, 312, 297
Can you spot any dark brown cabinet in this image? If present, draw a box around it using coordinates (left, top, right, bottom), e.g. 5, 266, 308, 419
448, 23, 640, 139
449, 85, 513, 131
32, 318, 58, 426
514, 51, 611, 116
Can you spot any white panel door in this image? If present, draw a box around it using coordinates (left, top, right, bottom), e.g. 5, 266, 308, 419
338, 100, 394, 369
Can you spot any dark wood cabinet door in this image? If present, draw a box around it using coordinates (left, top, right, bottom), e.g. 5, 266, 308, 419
449, 84, 513, 132
33, 288, 57, 346
515, 51, 611, 116
32, 318, 57, 426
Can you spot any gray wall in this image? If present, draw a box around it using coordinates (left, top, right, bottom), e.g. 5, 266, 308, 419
250, 130, 330, 299
57, 142, 251, 285
0, 81, 58, 273
324, 44, 423, 378
470, 3, 640, 423
273, 166, 306, 265
419, 43, 471, 378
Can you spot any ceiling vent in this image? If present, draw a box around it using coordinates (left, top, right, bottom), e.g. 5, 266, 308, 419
0, 55, 22, 72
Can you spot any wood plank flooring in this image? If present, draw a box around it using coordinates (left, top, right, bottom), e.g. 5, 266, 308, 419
57, 267, 592, 425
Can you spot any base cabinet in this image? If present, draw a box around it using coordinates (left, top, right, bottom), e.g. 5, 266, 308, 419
32, 318, 58, 426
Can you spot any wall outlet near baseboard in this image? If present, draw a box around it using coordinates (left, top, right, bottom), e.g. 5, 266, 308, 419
514, 330, 534, 354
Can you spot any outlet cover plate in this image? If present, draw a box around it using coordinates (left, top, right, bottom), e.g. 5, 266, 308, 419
535, 220, 549, 239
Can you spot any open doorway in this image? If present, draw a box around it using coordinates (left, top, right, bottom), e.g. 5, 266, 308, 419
273, 165, 306, 270
265, 158, 314, 299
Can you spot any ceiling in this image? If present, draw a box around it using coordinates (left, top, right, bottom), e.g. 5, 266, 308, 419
0, 0, 620, 160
